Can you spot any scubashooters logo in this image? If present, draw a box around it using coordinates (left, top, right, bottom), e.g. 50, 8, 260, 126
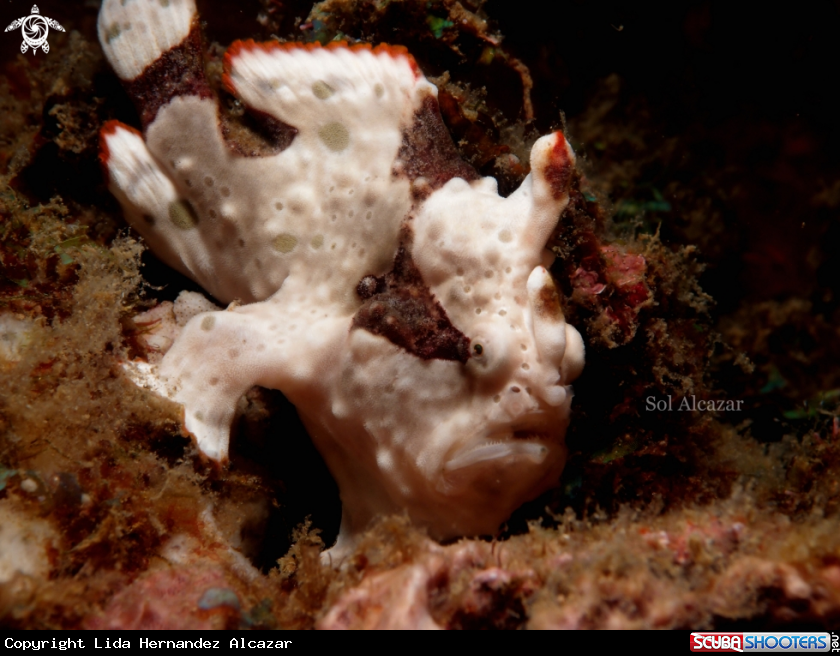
5, 5, 64, 54
690, 633, 832, 652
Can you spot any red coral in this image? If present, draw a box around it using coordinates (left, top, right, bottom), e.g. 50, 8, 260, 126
570, 243, 652, 346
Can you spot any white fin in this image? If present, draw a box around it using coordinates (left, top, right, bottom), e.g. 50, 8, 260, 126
101, 122, 209, 285
99, 0, 196, 80
225, 42, 434, 151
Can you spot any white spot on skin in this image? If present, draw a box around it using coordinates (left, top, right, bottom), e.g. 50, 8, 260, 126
319, 122, 350, 152
168, 200, 197, 229
273, 233, 297, 253
312, 80, 335, 99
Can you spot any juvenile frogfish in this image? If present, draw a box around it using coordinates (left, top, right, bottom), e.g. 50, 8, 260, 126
98, 0, 585, 556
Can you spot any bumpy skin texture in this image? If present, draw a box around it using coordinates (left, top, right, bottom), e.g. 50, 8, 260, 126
99, 0, 584, 555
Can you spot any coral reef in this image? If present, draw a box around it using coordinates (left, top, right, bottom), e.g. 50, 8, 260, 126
1, 0, 839, 630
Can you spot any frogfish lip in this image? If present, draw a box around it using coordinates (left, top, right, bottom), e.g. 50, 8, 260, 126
441, 415, 559, 474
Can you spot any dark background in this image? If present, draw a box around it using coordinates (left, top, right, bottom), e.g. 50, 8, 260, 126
2, 0, 839, 563
3, 0, 838, 310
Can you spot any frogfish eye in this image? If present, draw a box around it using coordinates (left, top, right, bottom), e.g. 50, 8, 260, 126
472, 343, 484, 356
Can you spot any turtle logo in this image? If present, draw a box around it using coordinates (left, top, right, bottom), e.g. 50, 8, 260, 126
5, 5, 64, 54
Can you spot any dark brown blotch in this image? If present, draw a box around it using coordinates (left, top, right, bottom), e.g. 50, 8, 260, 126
543, 134, 573, 200
353, 228, 470, 363
123, 22, 212, 128
534, 281, 563, 320
220, 105, 298, 158
394, 93, 479, 200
